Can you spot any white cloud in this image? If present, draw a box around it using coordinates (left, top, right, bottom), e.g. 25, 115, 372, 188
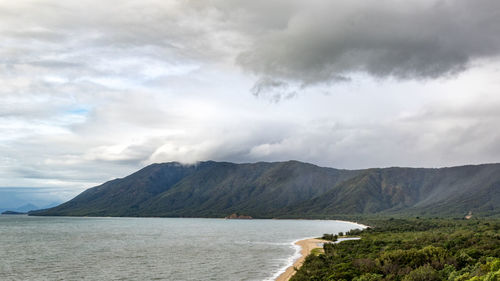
0, 0, 499, 202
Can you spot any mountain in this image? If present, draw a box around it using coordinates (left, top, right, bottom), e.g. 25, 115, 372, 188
1, 203, 40, 214
13, 203, 40, 213
39, 202, 63, 210
30, 161, 500, 218
0, 188, 65, 213
32, 161, 360, 217
281, 165, 500, 217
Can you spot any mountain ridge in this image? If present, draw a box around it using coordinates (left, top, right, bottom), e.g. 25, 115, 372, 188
31, 160, 500, 218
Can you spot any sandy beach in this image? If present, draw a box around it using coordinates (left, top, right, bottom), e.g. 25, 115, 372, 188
275, 238, 328, 281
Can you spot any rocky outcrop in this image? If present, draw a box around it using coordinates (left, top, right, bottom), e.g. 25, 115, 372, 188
225, 213, 253, 219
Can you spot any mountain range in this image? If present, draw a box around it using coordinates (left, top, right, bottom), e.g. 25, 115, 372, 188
31, 161, 500, 218
1, 202, 60, 214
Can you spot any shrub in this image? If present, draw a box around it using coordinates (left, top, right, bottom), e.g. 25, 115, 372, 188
402, 265, 440, 281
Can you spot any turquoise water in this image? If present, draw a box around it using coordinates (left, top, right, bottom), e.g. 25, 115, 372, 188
0, 215, 362, 281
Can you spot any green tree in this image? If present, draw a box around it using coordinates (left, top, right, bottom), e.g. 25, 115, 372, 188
402, 265, 440, 281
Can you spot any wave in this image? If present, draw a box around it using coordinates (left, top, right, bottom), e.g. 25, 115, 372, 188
262, 236, 311, 281
263, 220, 367, 281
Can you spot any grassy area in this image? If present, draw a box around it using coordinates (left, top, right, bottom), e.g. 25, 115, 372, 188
291, 218, 500, 281
311, 247, 325, 256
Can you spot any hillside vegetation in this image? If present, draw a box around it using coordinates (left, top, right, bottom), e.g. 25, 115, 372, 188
291, 218, 500, 281
31, 161, 500, 218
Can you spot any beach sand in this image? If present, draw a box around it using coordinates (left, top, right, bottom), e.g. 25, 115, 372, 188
275, 238, 327, 281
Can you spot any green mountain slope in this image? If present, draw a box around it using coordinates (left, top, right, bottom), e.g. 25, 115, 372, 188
32, 161, 360, 217
39, 162, 197, 216
31, 161, 500, 218
285, 165, 500, 217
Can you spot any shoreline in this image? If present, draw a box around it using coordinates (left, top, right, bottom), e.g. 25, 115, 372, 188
273, 221, 367, 281
274, 236, 363, 281
274, 238, 328, 281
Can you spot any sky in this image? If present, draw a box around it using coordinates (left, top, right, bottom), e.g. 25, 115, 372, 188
1, 0, 500, 203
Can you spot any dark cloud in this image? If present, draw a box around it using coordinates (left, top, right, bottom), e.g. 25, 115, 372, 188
1, 0, 500, 195
231, 0, 500, 95
250, 77, 298, 102
3, 0, 500, 98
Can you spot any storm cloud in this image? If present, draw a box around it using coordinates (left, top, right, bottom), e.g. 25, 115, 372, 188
229, 0, 500, 95
1, 0, 500, 202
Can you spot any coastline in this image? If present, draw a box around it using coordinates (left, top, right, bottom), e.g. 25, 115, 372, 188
274, 221, 367, 281
275, 238, 328, 281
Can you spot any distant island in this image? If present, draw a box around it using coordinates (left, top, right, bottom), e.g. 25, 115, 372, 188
30, 160, 500, 218
2, 211, 26, 215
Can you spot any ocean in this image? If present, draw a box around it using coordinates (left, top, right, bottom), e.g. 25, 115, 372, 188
0, 215, 362, 281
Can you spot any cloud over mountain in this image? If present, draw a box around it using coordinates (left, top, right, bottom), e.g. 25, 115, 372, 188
1, 0, 500, 195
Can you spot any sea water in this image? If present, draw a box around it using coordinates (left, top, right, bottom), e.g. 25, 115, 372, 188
0, 215, 362, 281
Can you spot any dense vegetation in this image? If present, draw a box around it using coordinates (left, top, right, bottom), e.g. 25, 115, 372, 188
31, 161, 500, 218
291, 218, 500, 281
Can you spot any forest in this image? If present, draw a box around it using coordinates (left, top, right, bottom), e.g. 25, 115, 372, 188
291, 218, 500, 281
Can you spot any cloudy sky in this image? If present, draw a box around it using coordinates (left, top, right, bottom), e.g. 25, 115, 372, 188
1, 0, 500, 203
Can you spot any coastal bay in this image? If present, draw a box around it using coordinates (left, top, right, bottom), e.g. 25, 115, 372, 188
0, 216, 362, 281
